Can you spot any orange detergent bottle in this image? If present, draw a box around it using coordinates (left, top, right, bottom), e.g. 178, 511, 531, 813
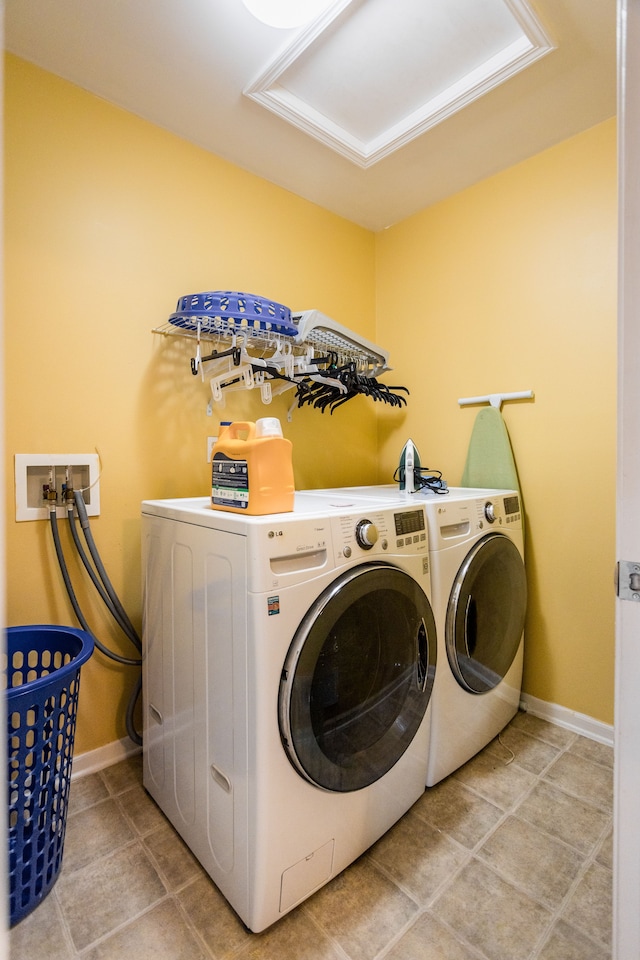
211, 418, 295, 515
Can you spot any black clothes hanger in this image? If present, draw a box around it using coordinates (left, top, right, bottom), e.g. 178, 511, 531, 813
191, 344, 241, 375
294, 356, 410, 413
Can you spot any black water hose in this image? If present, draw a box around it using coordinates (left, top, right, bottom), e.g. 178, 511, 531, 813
66, 504, 141, 651
49, 506, 94, 636
74, 491, 142, 651
126, 674, 142, 749
49, 504, 142, 746
49, 507, 140, 667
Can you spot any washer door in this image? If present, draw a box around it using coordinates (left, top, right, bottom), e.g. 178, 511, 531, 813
279, 562, 437, 793
446, 533, 527, 695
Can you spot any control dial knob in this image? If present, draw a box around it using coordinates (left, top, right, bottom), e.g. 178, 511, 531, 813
355, 519, 379, 550
484, 501, 496, 524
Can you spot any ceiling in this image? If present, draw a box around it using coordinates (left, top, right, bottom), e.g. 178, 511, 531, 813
4, 0, 616, 231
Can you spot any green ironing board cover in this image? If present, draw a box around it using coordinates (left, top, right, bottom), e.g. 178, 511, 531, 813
461, 407, 521, 492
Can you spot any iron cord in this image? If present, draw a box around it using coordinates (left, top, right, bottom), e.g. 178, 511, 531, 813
392, 464, 449, 495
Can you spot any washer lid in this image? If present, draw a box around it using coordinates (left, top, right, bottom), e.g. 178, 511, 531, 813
279, 562, 436, 792
446, 533, 526, 694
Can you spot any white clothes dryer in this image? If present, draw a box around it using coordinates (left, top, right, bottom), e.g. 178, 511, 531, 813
421, 488, 526, 785
306, 486, 527, 787
141, 491, 437, 932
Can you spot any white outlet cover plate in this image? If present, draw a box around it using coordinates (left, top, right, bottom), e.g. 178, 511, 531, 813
15, 453, 101, 521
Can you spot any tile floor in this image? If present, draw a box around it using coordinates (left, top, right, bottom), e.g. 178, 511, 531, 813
10, 711, 613, 960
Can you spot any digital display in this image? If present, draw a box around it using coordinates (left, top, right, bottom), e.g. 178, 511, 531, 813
394, 510, 425, 535
504, 495, 520, 515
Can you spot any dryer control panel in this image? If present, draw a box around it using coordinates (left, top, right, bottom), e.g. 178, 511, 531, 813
428, 492, 522, 552
477, 494, 522, 529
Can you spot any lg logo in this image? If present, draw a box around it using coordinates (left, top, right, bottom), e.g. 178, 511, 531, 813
268, 529, 284, 538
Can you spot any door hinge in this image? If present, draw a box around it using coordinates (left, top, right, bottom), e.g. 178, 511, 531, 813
616, 561, 640, 600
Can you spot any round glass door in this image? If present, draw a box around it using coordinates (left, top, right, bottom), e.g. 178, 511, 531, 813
446, 533, 526, 695
279, 562, 437, 793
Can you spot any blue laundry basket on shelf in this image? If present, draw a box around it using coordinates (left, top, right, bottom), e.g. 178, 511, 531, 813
4, 624, 94, 926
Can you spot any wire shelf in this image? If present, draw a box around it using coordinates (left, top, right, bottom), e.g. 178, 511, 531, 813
153, 306, 389, 374
153, 317, 297, 345
290, 311, 389, 375
152, 295, 397, 415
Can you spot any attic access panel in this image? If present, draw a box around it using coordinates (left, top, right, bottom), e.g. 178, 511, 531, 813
244, 0, 554, 168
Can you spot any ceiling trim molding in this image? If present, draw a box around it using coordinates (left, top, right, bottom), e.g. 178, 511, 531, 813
244, 0, 555, 168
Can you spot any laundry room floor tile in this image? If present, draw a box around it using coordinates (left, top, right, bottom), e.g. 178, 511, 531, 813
475, 815, 585, 910
238, 910, 347, 960
485, 725, 562, 774
596, 827, 614, 869
8, 889, 75, 960
67, 770, 110, 813
176, 874, 253, 958
100, 752, 145, 794
54, 841, 167, 951
384, 912, 482, 960
508, 712, 577, 749
543, 752, 613, 812
568, 735, 615, 769
430, 857, 553, 960
80, 899, 208, 960
115, 780, 170, 836
61, 797, 135, 874
515, 779, 610, 855
560, 861, 613, 949
366, 807, 469, 904
414, 778, 504, 849
536, 919, 611, 960
143, 819, 203, 892
303, 855, 419, 960
452, 745, 537, 809
9, 712, 614, 960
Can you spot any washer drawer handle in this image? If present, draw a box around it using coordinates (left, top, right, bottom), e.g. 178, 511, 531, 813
210, 764, 232, 794
148, 703, 163, 726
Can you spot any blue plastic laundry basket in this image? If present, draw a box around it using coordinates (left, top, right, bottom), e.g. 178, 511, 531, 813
5, 624, 94, 926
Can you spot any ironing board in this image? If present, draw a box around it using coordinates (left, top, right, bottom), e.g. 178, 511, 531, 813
461, 406, 521, 493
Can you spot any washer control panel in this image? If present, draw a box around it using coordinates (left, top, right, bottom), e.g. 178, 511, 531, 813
393, 508, 427, 547
333, 506, 427, 564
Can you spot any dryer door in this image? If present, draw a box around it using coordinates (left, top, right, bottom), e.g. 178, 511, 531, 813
279, 562, 436, 793
446, 532, 527, 694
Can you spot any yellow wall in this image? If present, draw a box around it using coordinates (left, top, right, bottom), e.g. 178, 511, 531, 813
376, 118, 618, 723
3, 55, 377, 753
4, 53, 618, 753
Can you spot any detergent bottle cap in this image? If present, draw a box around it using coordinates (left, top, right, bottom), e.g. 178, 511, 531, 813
255, 417, 283, 438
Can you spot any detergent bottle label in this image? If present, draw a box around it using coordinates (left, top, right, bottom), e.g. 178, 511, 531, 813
212, 454, 249, 509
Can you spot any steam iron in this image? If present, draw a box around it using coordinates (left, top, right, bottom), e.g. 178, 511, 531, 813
398, 439, 421, 494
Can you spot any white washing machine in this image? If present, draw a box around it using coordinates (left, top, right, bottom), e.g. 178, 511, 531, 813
306, 486, 527, 786
141, 491, 437, 932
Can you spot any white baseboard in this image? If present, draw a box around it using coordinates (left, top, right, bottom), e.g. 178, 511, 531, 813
71, 736, 142, 780
520, 692, 614, 748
